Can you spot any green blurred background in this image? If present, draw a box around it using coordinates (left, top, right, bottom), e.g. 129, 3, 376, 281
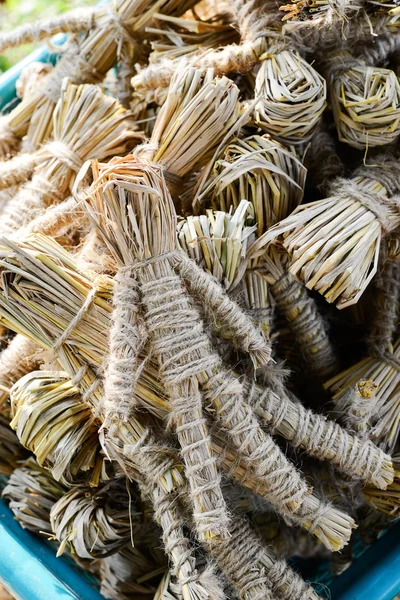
0, 0, 96, 72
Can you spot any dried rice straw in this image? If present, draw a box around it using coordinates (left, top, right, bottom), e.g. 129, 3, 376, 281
0, 414, 30, 477
263, 245, 339, 379
0, 232, 391, 493
1, 80, 140, 235
10, 371, 103, 486
363, 454, 400, 516
51, 478, 141, 559
0, 335, 41, 405
0, 235, 219, 600
83, 156, 358, 551
194, 134, 306, 235
100, 543, 167, 599
322, 49, 400, 149
250, 150, 400, 308
0, 0, 198, 158
2, 458, 66, 536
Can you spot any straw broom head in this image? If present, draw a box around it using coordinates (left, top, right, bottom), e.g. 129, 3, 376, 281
254, 50, 327, 143
364, 454, 400, 517
194, 134, 306, 235
326, 337, 400, 452
249, 153, 400, 309
139, 65, 241, 180
10, 370, 103, 487
2, 457, 67, 536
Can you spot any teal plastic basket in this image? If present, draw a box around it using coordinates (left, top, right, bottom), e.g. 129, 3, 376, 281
1, 33, 400, 600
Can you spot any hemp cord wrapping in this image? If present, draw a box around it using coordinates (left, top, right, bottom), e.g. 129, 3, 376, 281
270, 270, 339, 379
244, 378, 392, 489
135, 259, 230, 544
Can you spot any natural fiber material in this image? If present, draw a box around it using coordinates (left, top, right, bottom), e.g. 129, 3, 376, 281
100, 543, 167, 599
367, 243, 400, 357
0, 335, 41, 405
279, 0, 363, 24
364, 454, 400, 517
0, 414, 30, 477
139, 65, 241, 179
82, 157, 361, 552
264, 246, 339, 379
83, 157, 272, 544
10, 371, 103, 486
1, 80, 139, 235
0, 0, 197, 158
250, 151, 400, 308
177, 200, 255, 291
0, 7, 99, 53
243, 376, 393, 490
0, 235, 215, 599
323, 49, 400, 149
0, 233, 389, 555
50, 479, 140, 559
307, 124, 345, 193
210, 508, 320, 600
2, 458, 66, 535
194, 135, 306, 235
326, 336, 400, 451
254, 50, 327, 143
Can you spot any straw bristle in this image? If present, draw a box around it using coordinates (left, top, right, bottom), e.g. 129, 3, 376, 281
50, 479, 141, 559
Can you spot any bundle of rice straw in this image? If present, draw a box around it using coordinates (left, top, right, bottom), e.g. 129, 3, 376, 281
1, 79, 140, 235
279, 0, 363, 23
0, 234, 225, 599
132, 0, 327, 144
0, 415, 30, 477
0, 0, 198, 158
51, 479, 142, 559
10, 371, 103, 486
2, 458, 66, 536
194, 134, 306, 235
250, 150, 400, 308
321, 49, 400, 149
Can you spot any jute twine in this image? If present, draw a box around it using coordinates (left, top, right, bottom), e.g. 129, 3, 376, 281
244, 377, 394, 490
120, 430, 225, 598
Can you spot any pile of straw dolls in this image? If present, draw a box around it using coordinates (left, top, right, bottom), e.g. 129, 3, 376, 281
1, 0, 400, 598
